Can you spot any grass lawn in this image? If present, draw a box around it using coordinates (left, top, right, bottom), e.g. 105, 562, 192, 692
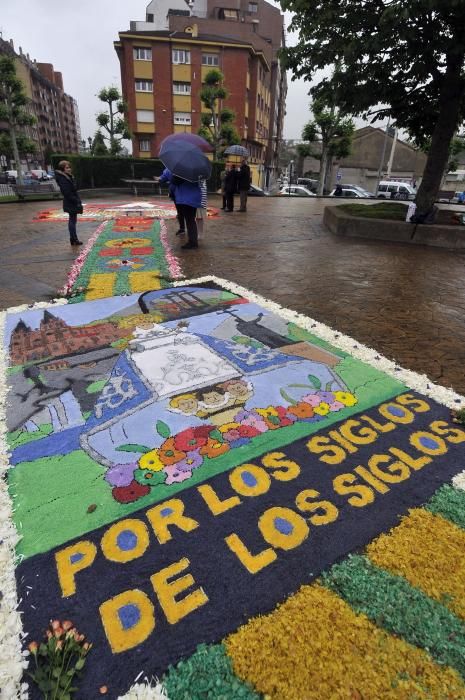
339, 202, 409, 220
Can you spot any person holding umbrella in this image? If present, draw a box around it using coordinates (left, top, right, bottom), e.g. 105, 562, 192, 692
158, 137, 212, 248
172, 176, 202, 249
157, 167, 185, 236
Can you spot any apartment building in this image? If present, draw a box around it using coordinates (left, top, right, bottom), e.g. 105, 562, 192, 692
0, 37, 81, 168
115, 0, 287, 185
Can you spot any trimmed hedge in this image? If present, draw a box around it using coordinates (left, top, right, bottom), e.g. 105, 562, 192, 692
51, 155, 223, 192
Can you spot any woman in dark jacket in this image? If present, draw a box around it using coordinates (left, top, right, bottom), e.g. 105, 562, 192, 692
55, 160, 83, 245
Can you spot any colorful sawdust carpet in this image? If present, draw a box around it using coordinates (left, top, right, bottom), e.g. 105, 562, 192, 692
33, 201, 220, 223
61, 218, 183, 303
2, 277, 465, 699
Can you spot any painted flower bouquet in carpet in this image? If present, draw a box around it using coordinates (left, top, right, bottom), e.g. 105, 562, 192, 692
28, 620, 92, 699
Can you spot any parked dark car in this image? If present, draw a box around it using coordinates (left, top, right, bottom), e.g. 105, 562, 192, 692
0, 172, 9, 184
248, 184, 268, 196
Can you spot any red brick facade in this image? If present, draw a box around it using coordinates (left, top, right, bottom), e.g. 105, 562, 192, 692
9, 311, 123, 365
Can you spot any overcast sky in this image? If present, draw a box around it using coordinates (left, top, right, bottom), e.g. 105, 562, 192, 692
0, 0, 364, 146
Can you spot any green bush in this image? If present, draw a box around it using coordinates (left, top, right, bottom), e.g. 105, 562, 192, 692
339, 202, 409, 220
51, 155, 223, 192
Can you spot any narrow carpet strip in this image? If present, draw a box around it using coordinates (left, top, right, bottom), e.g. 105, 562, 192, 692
426, 483, 465, 530
65, 218, 179, 302
162, 644, 260, 700
366, 508, 465, 620
322, 554, 465, 680
224, 583, 465, 699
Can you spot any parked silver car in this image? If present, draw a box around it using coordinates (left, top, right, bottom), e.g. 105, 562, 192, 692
278, 185, 316, 197
330, 185, 375, 198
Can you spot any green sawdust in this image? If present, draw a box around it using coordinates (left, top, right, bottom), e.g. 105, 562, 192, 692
426, 484, 465, 531
85, 379, 107, 394
286, 322, 347, 357
322, 554, 465, 680
163, 644, 260, 700
7, 423, 53, 450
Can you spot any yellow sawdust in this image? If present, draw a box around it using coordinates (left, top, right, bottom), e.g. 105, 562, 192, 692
85, 273, 115, 300
129, 270, 161, 292
225, 583, 465, 699
367, 508, 465, 620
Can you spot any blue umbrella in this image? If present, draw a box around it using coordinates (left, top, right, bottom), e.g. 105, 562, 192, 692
224, 144, 249, 157
159, 132, 213, 153
159, 141, 212, 182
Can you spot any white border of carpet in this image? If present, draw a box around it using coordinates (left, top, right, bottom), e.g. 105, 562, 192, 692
1, 276, 464, 698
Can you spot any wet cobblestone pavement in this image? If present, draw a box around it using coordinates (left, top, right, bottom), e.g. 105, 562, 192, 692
1, 194, 464, 394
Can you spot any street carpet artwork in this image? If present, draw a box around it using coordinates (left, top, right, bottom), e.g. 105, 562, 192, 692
3, 277, 465, 699
33, 201, 220, 223
61, 218, 183, 303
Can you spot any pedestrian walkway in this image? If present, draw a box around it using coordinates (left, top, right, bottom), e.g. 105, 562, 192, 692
1, 195, 465, 394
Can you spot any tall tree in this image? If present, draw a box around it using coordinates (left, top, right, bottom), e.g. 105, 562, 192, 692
280, 0, 465, 216
298, 98, 354, 194
198, 69, 240, 160
0, 132, 36, 161
96, 87, 131, 155
0, 56, 36, 185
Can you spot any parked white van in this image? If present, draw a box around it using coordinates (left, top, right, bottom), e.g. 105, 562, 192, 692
377, 181, 416, 200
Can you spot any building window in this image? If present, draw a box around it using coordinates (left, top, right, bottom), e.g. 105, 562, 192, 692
146, 13, 154, 21
136, 109, 154, 122
172, 49, 191, 64
139, 138, 151, 151
173, 112, 191, 125
135, 80, 153, 92
133, 47, 152, 60
248, 2, 258, 11
202, 54, 219, 66
173, 82, 191, 94
219, 8, 239, 19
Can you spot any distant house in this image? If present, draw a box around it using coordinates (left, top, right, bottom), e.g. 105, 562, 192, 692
302, 126, 427, 192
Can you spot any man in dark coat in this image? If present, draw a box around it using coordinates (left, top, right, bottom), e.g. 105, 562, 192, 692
223, 163, 237, 212
237, 157, 251, 212
55, 160, 83, 245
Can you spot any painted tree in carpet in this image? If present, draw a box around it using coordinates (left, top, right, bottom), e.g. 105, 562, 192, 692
0, 56, 36, 186
96, 86, 131, 155
198, 69, 240, 161
279, 0, 465, 216
298, 97, 354, 195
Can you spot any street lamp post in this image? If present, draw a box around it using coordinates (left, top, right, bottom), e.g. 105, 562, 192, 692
288, 160, 294, 196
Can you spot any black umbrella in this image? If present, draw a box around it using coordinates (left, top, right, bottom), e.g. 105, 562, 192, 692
159, 141, 212, 182
224, 144, 249, 157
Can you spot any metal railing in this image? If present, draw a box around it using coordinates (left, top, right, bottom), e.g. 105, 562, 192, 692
0, 184, 14, 197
